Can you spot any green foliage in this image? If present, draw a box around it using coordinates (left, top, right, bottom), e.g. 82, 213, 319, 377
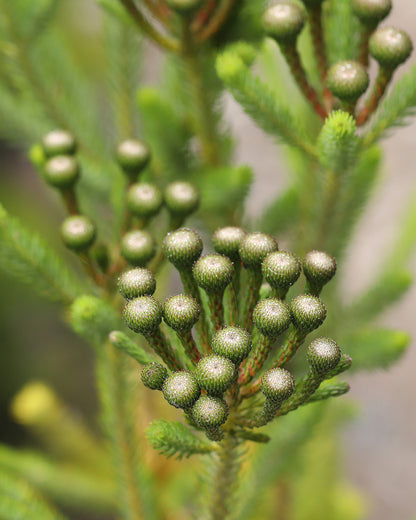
325, 0, 360, 64
109, 330, 153, 365
307, 382, 350, 403
146, 420, 215, 459
257, 185, 300, 236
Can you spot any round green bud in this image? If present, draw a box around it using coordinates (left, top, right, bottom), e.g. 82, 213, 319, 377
166, 0, 203, 14
351, 0, 392, 25
163, 294, 200, 331
123, 296, 162, 335
262, 2, 306, 43
162, 228, 203, 270
61, 215, 96, 251
253, 298, 292, 337
141, 362, 168, 390
212, 226, 247, 260
116, 139, 150, 176
327, 61, 369, 101
239, 232, 278, 270
262, 251, 301, 290
261, 368, 295, 402
307, 337, 341, 375
162, 371, 200, 409
42, 129, 77, 157
290, 294, 326, 332
127, 183, 163, 219
195, 355, 236, 395
164, 181, 199, 218
211, 326, 252, 364
192, 254, 234, 294
121, 230, 156, 266
44, 155, 79, 189
192, 395, 229, 429
303, 250, 337, 289
118, 268, 156, 300
369, 27, 413, 69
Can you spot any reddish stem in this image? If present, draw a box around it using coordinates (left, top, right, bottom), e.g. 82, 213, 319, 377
356, 67, 393, 126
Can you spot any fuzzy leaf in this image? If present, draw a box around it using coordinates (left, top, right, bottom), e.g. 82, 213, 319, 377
109, 330, 153, 365
307, 382, 350, 403
325, 0, 360, 64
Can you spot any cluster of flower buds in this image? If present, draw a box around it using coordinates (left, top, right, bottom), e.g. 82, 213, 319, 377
119, 227, 351, 442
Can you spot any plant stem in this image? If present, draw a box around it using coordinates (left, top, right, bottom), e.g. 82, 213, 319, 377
316, 168, 341, 251
356, 67, 393, 126
198, 0, 235, 42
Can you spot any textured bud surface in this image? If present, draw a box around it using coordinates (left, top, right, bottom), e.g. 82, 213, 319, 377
262, 251, 301, 289
239, 232, 278, 270
164, 182, 199, 217
123, 296, 162, 334
141, 362, 168, 390
253, 298, 292, 337
127, 183, 163, 218
192, 395, 229, 428
193, 254, 234, 294
42, 130, 77, 157
118, 268, 156, 300
351, 0, 392, 24
162, 228, 203, 269
307, 337, 341, 375
212, 326, 252, 364
212, 226, 247, 260
162, 371, 200, 409
327, 61, 369, 100
291, 295, 327, 332
121, 230, 156, 266
369, 27, 413, 68
303, 250, 337, 288
163, 294, 200, 331
44, 155, 79, 189
196, 355, 236, 395
61, 215, 96, 251
262, 3, 306, 43
116, 139, 150, 174
261, 368, 295, 402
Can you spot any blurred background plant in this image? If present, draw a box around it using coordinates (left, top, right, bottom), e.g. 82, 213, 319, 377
1, 0, 416, 519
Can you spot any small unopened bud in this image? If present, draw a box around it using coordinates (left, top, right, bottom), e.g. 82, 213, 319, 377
42, 130, 77, 157
211, 326, 252, 364
307, 337, 341, 375
351, 0, 392, 26
164, 182, 199, 218
239, 232, 278, 270
261, 368, 295, 402
121, 230, 156, 266
303, 250, 336, 291
195, 355, 236, 395
192, 395, 229, 429
127, 183, 163, 219
290, 295, 326, 332
162, 228, 203, 270
369, 27, 413, 69
123, 296, 162, 335
327, 61, 369, 101
163, 294, 200, 331
262, 3, 306, 43
61, 215, 96, 251
262, 251, 301, 291
118, 268, 156, 300
141, 362, 168, 390
116, 139, 150, 177
193, 254, 234, 294
44, 156, 79, 189
253, 298, 292, 337
162, 371, 200, 409
212, 227, 247, 260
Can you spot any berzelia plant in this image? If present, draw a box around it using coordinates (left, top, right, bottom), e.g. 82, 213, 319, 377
0, 0, 416, 519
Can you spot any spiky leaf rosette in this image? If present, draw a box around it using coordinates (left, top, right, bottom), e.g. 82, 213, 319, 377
116, 139, 151, 177
42, 130, 77, 157
118, 268, 156, 300
163, 294, 200, 331
369, 27, 413, 69
193, 254, 234, 294
262, 2, 306, 43
307, 337, 341, 375
164, 182, 200, 218
142, 362, 168, 390
290, 295, 327, 332
162, 228, 203, 270
261, 368, 295, 402
262, 251, 301, 291
195, 355, 236, 395
303, 250, 337, 290
351, 0, 392, 25
162, 372, 200, 409
192, 395, 229, 429
212, 327, 252, 364
239, 232, 278, 270
44, 156, 79, 189
327, 61, 369, 101
253, 298, 292, 338
212, 226, 247, 260
127, 183, 163, 218
61, 215, 96, 251
121, 230, 156, 266
123, 296, 162, 335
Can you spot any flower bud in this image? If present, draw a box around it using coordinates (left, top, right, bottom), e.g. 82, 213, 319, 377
164, 181, 199, 218
307, 337, 341, 375
42, 130, 77, 157
116, 139, 150, 177
44, 155, 79, 189
192, 395, 229, 429
211, 326, 252, 364
261, 368, 295, 402
327, 61, 369, 101
163, 294, 200, 331
162, 228, 203, 270
141, 362, 168, 390
262, 251, 301, 290
162, 371, 200, 409
239, 232, 278, 270
121, 230, 156, 266
212, 226, 247, 260
369, 27, 413, 69
123, 296, 162, 335
192, 254, 234, 294
195, 355, 236, 395
351, 0, 391, 25
61, 215, 96, 251
166, 0, 203, 14
303, 250, 336, 289
290, 294, 326, 332
118, 268, 156, 300
262, 3, 306, 43
127, 183, 163, 219
253, 298, 292, 337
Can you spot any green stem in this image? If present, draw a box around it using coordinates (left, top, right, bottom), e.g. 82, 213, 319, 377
357, 67, 393, 126
316, 168, 342, 251
243, 270, 263, 331
239, 334, 271, 384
